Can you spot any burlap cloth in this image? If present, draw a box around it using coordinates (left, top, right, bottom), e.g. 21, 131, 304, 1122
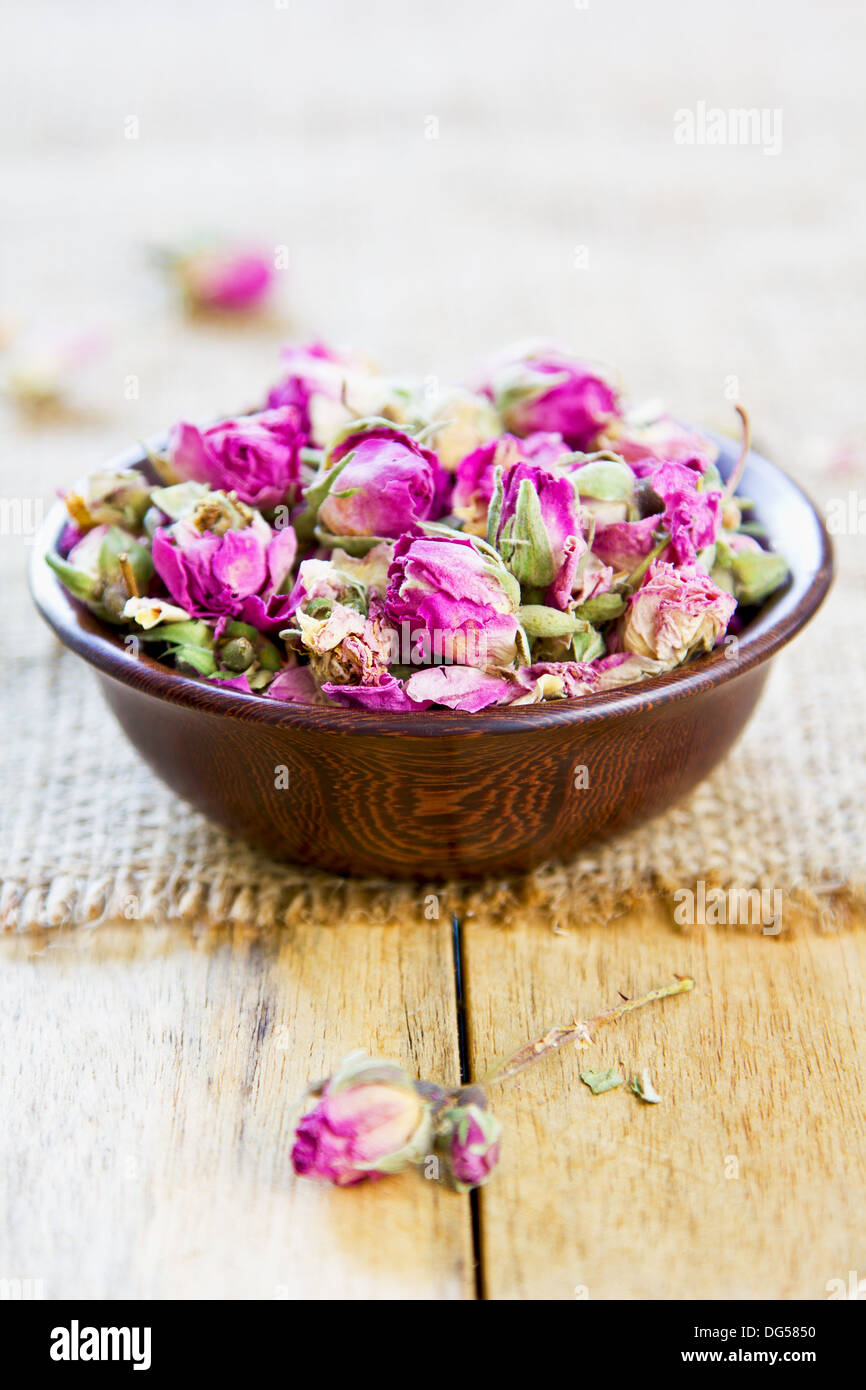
1, 0, 864, 931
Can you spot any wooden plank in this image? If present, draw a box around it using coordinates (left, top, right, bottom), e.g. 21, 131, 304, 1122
463, 906, 866, 1300
0, 920, 473, 1300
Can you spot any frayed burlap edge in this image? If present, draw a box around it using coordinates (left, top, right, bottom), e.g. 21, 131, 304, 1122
2, 862, 863, 936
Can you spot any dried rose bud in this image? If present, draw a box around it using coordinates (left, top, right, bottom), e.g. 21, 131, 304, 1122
489, 458, 590, 605
64, 468, 151, 532
452, 435, 523, 532
288, 979, 693, 1196
713, 534, 788, 607
167, 408, 306, 511
481, 345, 619, 450
384, 530, 524, 670
266, 340, 365, 446
173, 245, 275, 313
46, 524, 154, 623
300, 419, 449, 542
290, 1052, 433, 1187
152, 513, 297, 632
643, 460, 722, 566
619, 561, 736, 668
601, 415, 718, 475
419, 388, 502, 471
220, 636, 256, 672
437, 1099, 502, 1192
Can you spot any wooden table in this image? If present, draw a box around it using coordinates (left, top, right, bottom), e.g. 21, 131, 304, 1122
3, 903, 864, 1300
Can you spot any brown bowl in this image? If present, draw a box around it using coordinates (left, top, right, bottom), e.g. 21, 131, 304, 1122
30, 434, 832, 879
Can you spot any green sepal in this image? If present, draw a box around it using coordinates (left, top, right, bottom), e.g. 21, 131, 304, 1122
220, 619, 260, 643
45, 551, 101, 604
503, 477, 556, 587
312, 528, 384, 557
696, 543, 716, 574
570, 624, 604, 662
630, 1070, 662, 1104
246, 667, 276, 691
293, 451, 356, 542
98, 527, 154, 589
730, 548, 788, 605
518, 605, 582, 638
257, 644, 283, 673
173, 645, 218, 677
570, 456, 635, 502
620, 531, 670, 593
149, 481, 211, 521
515, 623, 532, 666
419, 519, 471, 541
575, 592, 626, 624
698, 461, 725, 495
486, 465, 505, 548
136, 620, 214, 648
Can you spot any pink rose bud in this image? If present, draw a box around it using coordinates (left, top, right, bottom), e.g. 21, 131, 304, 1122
452, 433, 570, 533
438, 1099, 502, 1193
266, 341, 365, 446
620, 561, 736, 669
307, 420, 450, 540
489, 458, 589, 599
152, 512, 297, 632
713, 534, 789, 607
290, 1052, 433, 1187
644, 459, 722, 566
385, 530, 523, 670
452, 436, 522, 531
402, 665, 519, 712
178, 246, 275, 312
46, 524, 155, 623
168, 408, 306, 511
62, 468, 151, 532
482, 345, 620, 450
604, 415, 718, 476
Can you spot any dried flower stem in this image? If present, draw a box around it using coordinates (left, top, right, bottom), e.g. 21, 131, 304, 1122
722, 405, 751, 504
622, 530, 670, 593
483, 975, 695, 1086
116, 552, 140, 599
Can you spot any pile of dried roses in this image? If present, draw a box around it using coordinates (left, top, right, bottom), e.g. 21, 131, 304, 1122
47, 342, 788, 712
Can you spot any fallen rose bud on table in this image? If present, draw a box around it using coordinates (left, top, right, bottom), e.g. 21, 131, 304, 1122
289, 975, 695, 1193
159, 242, 276, 314
290, 1053, 434, 1187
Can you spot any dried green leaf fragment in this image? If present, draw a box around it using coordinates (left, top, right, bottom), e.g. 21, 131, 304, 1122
580, 1066, 624, 1095
631, 1069, 662, 1104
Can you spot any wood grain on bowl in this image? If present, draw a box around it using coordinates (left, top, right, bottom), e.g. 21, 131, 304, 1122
29, 436, 832, 878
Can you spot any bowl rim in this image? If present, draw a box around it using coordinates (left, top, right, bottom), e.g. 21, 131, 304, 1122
30, 434, 834, 739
